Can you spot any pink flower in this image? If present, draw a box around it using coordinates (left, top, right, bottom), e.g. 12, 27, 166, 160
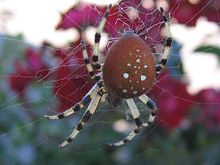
25, 47, 49, 80
56, 1, 164, 45
195, 89, 220, 130
52, 40, 95, 112
169, 0, 220, 26
9, 60, 34, 97
56, 3, 105, 30
9, 46, 49, 96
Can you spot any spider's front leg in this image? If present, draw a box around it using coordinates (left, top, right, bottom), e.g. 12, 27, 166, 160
81, 4, 112, 81
107, 99, 143, 147
156, 7, 173, 76
91, 4, 112, 71
82, 40, 103, 81
59, 87, 106, 148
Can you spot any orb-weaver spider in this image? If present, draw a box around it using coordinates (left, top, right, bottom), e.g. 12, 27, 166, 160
45, 4, 172, 148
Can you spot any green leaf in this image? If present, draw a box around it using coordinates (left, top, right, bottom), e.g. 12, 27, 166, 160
194, 45, 220, 62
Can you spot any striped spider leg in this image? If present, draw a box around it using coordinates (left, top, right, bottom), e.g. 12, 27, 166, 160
91, 4, 112, 71
45, 4, 112, 147
107, 99, 143, 147
80, 3, 112, 81
156, 7, 173, 76
107, 94, 157, 147
139, 94, 157, 127
59, 87, 106, 148
44, 80, 104, 120
81, 40, 103, 81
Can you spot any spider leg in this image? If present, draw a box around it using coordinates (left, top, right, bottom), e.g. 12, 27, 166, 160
82, 40, 103, 81
138, 94, 157, 127
156, 7, 173, 76
92, 4, 112, 71
59, 87, 106, 148
107, 98, 143, 147
44, 81, 104, 120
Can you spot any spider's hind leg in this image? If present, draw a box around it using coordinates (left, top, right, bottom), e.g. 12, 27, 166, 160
44, 81, 104, 120
138, 94, 157, 127
59, 87, 106, 148
107, 98, 143, 147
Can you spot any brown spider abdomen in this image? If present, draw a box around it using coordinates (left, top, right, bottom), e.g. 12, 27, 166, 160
103, 34, 156, 98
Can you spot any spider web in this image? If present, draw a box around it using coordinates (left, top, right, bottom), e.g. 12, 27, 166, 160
0, 0, 220, 164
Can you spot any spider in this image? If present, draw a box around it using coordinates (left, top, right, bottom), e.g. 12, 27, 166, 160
45, 4, 172, 148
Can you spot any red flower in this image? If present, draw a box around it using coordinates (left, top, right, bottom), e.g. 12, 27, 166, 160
56, 3, 106, 30
148, 71, 195, 130
169, 0, 220, 26
9, 46, 49, 96
9, 60, 34, 97
25, 47, 49, 80
56, 1, 164, 45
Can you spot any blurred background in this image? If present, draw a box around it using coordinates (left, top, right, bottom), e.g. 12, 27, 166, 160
0, 0, 220, 164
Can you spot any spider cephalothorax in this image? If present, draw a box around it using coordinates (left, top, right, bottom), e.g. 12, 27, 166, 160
45, 4, 172, 148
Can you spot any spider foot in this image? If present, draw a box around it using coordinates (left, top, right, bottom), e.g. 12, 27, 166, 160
44, 112, 69, 119
44, 114, 60, 120
106, 141, 124, 147
58, 140, 70, 148
106, 126, 141, 147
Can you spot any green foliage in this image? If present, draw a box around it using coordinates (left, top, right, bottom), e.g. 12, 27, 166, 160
194, 45, 220, 64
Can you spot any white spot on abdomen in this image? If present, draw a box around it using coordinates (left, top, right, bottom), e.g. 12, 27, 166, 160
123, 73, 129, 79
136, 59, 140, 63
123, 89, 128, 93
133, 91, 138, 94
141, 74, 147, 81
144, 65, 148, 68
